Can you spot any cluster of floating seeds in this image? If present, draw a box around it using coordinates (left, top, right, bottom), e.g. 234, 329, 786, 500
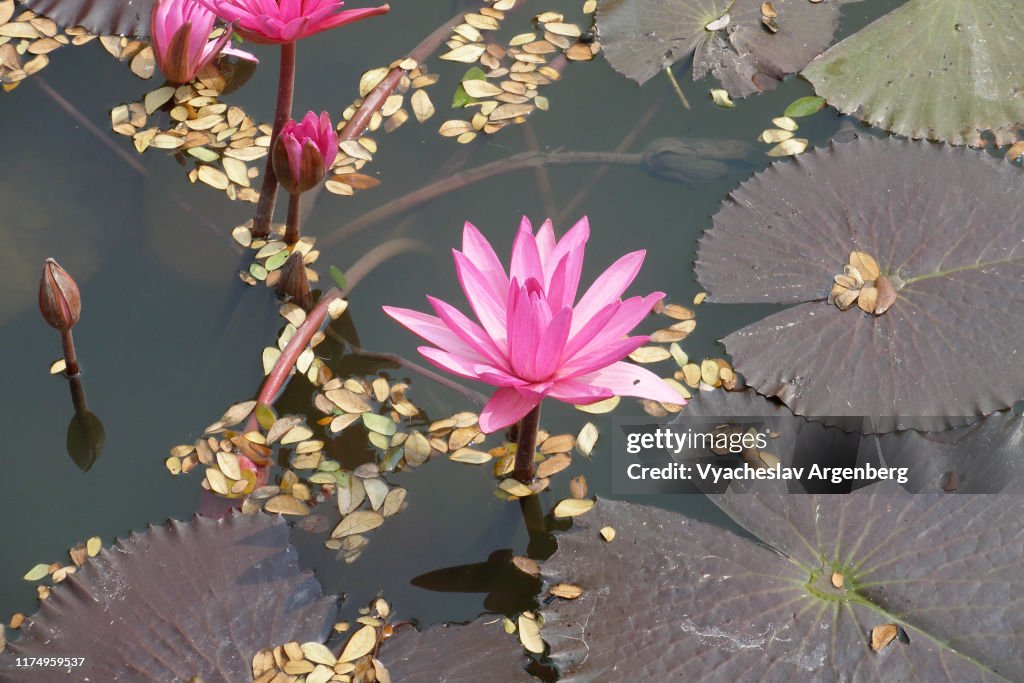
758, 115, 809, 157
436, 3, 600, 144
232, 223, 324, 287
828, 250, 897, 315
0, 1, 114, 90
251, 599, 394, 683
112, 64, 267, 202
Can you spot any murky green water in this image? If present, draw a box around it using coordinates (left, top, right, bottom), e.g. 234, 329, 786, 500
0, 0, 901, 636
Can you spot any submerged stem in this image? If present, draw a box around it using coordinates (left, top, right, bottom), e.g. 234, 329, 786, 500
252, 41, 296, 238
284, 192, 301, 244
514, 404, 541, 484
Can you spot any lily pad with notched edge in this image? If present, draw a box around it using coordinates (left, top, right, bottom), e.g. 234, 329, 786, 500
0, 513, 337, 682
802, 0, 1024, 147
695, 136, 1024, 432
20, 0, 155, 36
598, 0, 849, 97
380, 617, 534, 682
542, 492, 1024, 681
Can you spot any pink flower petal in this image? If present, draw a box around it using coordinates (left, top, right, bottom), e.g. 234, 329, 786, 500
570, 250, 645, 336
453, 251, 508, 344
382, 306, 488, 362
533, 307, 573, 380
563, 292, 663, 364
509, 218, 544, 287
558, 335, 649, 378
581, 362, 688, 404
546, 215, 589, 301
546, 378, 615, 404
459, 222, 508, 303
427, 295, 508, 370
479, 387, 541, 433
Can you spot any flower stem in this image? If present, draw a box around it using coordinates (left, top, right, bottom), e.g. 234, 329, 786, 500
514, 404, 541, 484
284, 191, 301, 245
61, 328, 80, 377
252, 41, 296, 238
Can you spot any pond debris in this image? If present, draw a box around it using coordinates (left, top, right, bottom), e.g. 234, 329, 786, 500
251, 597, 394, 683
517, 611, 545, 654
549, 583, 583, 600
434, 5, 599, 142
599, 526, 615, 542
112, 65, 265, 203
553, 497, 594, 518
0, 2, 110, 92
870, 623, 899, 652
827, 250, 898, 315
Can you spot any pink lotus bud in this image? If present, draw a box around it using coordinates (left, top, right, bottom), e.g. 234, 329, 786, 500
39, 258, 81, 332
272, 111, 338, 195
151, 0, 257, 85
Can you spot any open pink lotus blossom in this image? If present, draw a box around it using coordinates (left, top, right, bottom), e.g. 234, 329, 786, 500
151, 0, 257, 85
272, 111, 337, 194
384, 217, 686, 433
199, 0, 389, 44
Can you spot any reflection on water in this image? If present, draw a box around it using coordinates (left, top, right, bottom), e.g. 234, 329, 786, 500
0, 0, 901, 634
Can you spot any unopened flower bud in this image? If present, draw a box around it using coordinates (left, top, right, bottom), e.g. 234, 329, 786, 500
272, 111, 337, 195
39, 258, 81, 332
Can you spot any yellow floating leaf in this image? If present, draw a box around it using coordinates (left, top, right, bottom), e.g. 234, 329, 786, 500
549, 583, 583, 599
553, 498, 594, 518
600, 526, 616, 542
332, 510, 385, 538
339, 624, 377, 662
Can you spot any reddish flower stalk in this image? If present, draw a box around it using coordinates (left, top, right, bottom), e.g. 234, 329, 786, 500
514, 404, 541, 483
244, 287, 343, 435
252, 41, 296, 238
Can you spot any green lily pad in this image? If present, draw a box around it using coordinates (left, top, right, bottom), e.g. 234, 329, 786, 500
802, 0, 1024, 146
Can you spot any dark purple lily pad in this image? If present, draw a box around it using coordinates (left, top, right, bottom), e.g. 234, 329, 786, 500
542, 492, 1024, 681
380, 617, 534, 682
597, 0, 847, 96
878, 410, 1024, 493
682, 388, 1024, 493
1, 512, 337, 682
802, 0, 1024, 147
695, 136, 1024, 432
21, 0, 155, 37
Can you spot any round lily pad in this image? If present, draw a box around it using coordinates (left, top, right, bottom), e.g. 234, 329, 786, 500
695, 136, 1024, 432
1, 513, 337, 682
542, 494, 1024, 681
598, 0, 846, 97
802, 0, 1024, 146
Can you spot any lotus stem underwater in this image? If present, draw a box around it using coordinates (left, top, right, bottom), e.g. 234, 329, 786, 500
384, 217, 685, 481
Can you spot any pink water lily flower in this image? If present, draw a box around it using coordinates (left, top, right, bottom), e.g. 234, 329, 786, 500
151, 0, 257, 85
384, 217, 686, 433
199, 0, 389, 44
272, 111, 337, 194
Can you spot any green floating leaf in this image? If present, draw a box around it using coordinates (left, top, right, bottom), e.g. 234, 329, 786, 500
783, 95, 825, 118
452, 66, 487, 108
23, 564, 50, 582
362, 413, 397, 437
802, 0, 1024, 146
329, 265, 347, 291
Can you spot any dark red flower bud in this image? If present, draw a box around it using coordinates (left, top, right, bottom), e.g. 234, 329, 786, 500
39, 258, 81, 332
